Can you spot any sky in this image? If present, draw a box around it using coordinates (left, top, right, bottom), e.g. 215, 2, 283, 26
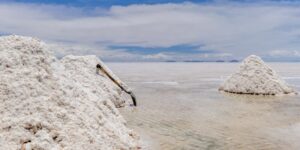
1, 0, 300, 61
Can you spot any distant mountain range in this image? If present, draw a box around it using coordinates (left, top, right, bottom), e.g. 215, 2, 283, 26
164, 59, 240, 63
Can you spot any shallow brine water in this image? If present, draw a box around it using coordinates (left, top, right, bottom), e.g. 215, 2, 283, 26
108, 63, 300, 150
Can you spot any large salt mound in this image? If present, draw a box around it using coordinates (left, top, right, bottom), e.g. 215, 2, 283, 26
0, 35, 139, 149
219, 55, 297, 95
56, 55, 131, 108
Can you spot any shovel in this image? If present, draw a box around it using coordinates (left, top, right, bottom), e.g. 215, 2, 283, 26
96, 64, 137, 106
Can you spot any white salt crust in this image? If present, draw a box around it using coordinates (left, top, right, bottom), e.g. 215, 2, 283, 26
0, 35, 140, 150
219, 55, 297, 95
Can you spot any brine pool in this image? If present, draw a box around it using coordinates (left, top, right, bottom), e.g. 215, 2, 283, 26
108, 63, 300, 150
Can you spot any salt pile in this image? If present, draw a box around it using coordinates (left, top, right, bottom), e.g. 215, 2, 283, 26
0, 35, 140, 149
219, 55, 297, 95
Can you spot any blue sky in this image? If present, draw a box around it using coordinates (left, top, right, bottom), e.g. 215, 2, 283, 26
1, 0, 300, 61
8, 0, 300, 6
9, 0, 300, 7
8, 0, 212, 7
109, 44, 213, 54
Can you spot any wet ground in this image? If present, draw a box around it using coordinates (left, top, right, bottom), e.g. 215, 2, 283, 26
108, 62, 300, 150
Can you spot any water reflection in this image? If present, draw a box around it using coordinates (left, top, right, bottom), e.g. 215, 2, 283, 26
108, 63, 300, 150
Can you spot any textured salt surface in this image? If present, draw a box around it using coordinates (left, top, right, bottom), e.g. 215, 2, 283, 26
219, 55, 297, 95
0, 35, 139, 149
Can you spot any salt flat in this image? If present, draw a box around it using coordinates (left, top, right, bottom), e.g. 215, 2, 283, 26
109, 62, 300, 150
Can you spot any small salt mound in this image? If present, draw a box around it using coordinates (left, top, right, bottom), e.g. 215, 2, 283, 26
219, 55, 297, 95
0, 35, 139, 149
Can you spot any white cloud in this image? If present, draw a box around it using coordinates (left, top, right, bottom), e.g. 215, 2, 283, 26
142, 53, 170, 60
269, 50, 300, 57
1, 2, 300, 61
